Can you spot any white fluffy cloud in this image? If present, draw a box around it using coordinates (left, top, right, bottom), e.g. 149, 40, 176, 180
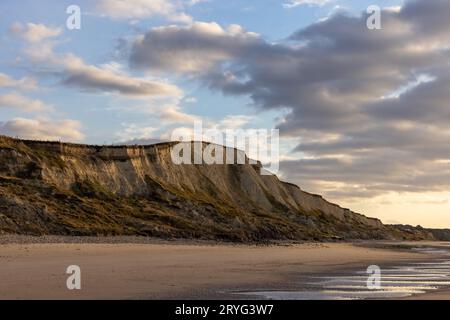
10, 22, 61, 43
6, 20, 185, 143
153, 104, 200, 124
116, 101, 201, 142
0, 93, 48, 112
283, 0, 332, 8
0, 118, 84, 142
95, 0, 193, 23
214, 115, 252, 130
116, 123, 159, 142
0, 73, 37, 90
11, 22, 183, 98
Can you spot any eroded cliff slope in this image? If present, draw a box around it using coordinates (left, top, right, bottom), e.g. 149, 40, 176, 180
0, 135, 436, 241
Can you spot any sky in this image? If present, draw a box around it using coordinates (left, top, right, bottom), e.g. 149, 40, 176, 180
2, 0, 450, 228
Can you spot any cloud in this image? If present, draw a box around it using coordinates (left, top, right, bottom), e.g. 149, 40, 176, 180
183, 96, 197, 103
125, 0, 450, 201
0, 93, 48, 112
12, 22, 183, 98
116, 111, 253, 145
60, 55, 182, 97
10, 22, 61, 43
215, 115, 252, 130
0, 118, 84, 142
116, 123, 159, 143
115, 98, 201, 143
95, 0, 194, 23
115, 137, 165, 145
283, 0, 332, 8
130, 22, 260, 74
0, 73, 37, 90
154, 105, 200, 124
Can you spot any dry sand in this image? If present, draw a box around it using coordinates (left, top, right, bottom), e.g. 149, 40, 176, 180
0, 239, 433, 300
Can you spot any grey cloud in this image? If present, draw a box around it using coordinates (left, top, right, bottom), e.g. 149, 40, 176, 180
399, 0, 450, 41
280, 152, 450, 200
367, 74, 450, 124
55, 55, 183, 98
128, 0, 450, 200
61, 69, 181, 97
130, 22, 261, 74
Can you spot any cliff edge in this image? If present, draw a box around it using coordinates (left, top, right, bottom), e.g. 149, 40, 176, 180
0, 135, 437, 241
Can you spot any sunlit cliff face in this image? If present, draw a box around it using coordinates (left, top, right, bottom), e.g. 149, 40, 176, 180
1, 0, 450, 227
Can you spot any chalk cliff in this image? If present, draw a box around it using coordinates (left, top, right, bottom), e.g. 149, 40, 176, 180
0, 136, 437, 241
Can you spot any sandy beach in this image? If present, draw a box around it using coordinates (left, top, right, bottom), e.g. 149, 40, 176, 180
0, 237, 436, 300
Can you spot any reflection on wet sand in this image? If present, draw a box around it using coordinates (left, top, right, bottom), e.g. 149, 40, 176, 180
239, 247, 450, 300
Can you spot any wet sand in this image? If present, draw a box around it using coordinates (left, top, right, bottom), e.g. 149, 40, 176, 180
0, 238, 433, 300
404, 288, 450, 300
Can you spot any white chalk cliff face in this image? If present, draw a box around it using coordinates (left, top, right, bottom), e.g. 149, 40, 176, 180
0, 135, 436, 240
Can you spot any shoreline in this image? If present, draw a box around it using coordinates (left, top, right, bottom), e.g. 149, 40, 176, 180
0, 239, 437, 299
0, 234, 447, 246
